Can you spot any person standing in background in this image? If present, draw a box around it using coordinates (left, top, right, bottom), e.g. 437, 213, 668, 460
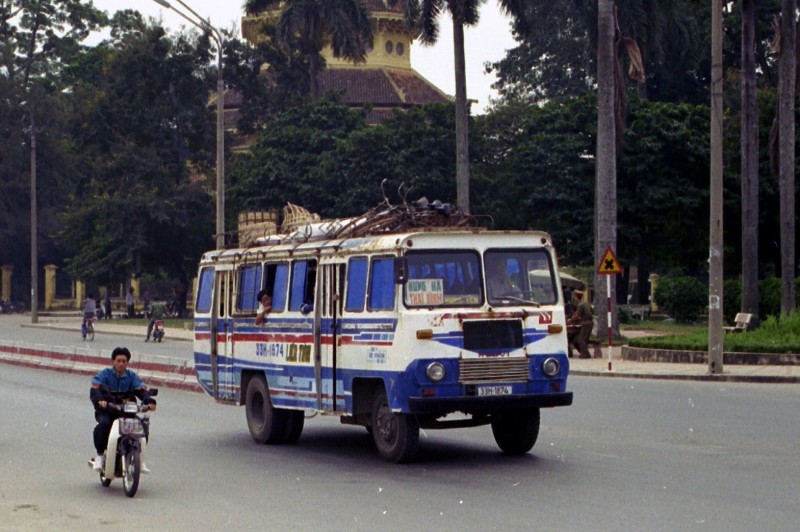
126, 287, 135, 318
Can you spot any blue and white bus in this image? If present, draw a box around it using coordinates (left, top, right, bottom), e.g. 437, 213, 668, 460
193, 217, 573, 462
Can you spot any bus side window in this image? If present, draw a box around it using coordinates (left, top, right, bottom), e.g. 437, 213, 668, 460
218, 272, 232, 318
289, 260, 317, 312
196, 267, 214, 314
236, 264, 262, 313
266, 263, 289, 313
369, 257, 395, 311
346, 257, 367, 312
337, 264, 346, 316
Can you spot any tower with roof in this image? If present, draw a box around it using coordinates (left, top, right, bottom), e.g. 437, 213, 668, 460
241, 0, 450, 124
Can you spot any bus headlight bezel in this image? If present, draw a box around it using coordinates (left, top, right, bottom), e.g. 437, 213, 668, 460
426, 361, 446, 382
542, 357, 560, 377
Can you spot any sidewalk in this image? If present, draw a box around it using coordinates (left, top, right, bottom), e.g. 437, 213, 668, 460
0, 315, 200, 392
569, 346, 800, 383
2, 316, 799, 384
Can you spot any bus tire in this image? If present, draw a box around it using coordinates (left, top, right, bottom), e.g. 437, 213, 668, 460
491, 408, 540, 455
370, 388, 419, 463
282, 410, 305, 444
245, 376, 286, 444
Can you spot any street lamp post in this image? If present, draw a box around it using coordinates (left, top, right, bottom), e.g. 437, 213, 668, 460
152, 0, 225, 249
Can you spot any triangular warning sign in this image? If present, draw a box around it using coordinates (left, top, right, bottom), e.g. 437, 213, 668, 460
597, 247, 623, 275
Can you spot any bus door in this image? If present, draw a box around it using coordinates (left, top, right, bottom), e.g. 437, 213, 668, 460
211, 265, 235, 402
317, 261, 345, 412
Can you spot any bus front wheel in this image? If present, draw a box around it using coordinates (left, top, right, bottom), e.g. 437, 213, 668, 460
491, 408, 540, 455
370, 389, 419, 463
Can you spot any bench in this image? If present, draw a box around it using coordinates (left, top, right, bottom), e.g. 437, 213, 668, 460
723, 312, 752, 333
620, 304, 649, 321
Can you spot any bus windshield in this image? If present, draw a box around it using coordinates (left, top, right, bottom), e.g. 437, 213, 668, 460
404, 250, 482, 307
484, 249, 558, 306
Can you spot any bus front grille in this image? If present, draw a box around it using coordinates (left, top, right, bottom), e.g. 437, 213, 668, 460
459, 357, 530, 384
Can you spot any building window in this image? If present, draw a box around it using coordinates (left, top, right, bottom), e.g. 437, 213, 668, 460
396, 42, 404, 56
385, 40, 393, 54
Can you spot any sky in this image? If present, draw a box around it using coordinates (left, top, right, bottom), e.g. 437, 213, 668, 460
93, 1, 518, 113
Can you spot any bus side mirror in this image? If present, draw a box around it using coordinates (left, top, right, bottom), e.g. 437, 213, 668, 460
394, 257, 406, 284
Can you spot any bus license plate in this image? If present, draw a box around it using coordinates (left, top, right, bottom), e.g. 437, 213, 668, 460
478, 385, 512, 397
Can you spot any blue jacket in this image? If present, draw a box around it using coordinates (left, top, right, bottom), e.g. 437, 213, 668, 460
90, 367, 155, 410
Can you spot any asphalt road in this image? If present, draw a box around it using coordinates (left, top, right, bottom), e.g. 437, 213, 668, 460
1, 363, 798, 531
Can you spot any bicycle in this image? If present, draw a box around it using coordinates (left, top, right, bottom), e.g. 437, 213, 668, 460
82, 313, 96, 341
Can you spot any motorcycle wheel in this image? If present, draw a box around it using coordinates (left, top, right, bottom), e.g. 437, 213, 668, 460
87, 324, 95, 342
122, 450, 140, 498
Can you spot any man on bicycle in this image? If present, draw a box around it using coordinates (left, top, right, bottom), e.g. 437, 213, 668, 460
82, 293, 97, 339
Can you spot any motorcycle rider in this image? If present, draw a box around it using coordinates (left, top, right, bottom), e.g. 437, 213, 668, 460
145, 300, 166, 341
90, 347, 157, 472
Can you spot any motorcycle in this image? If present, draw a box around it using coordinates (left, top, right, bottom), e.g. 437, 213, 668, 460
152, 319, 165, 342
90, 389, 158, 497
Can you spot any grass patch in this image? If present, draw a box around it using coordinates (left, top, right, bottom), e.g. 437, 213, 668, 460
627, 314, 800, 354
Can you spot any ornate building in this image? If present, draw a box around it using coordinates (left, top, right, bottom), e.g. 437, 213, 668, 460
240, 0, 450, 124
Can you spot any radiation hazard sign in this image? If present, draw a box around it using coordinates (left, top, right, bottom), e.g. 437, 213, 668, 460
597, 247, 622, 275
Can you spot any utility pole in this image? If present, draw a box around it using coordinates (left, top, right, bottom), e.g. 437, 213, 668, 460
30, 111, 38, 324
708, 0, 724, 374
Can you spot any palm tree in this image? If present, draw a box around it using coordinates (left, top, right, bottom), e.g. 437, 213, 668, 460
777, 0, 796, 315
393, 0, 529, 214
740, 0, 759, 322
244, 0, 374, 99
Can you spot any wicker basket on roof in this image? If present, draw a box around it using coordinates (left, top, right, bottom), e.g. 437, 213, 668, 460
238, 211, 278, 246
281, 202, 320, 233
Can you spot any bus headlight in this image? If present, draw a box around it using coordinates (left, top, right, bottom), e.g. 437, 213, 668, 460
542, 358, 560, 377
426, 362, 446, 382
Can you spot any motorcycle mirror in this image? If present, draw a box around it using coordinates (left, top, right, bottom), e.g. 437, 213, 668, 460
149, 388, 159, 397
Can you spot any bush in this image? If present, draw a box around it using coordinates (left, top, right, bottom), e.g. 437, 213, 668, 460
758, 277, 782, 318
723, 279, 741, 323
654, 275, 706, 323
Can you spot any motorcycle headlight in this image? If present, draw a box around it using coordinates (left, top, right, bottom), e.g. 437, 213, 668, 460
542, 357, 560, 377
426, 361, 446, 382
120, 418, 145, 435
123, 403, 138, 413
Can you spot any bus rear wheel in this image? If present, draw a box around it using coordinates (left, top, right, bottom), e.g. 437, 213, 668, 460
491, 408, 540, 455
245, 376, 286, 444
370, 388, 419, 463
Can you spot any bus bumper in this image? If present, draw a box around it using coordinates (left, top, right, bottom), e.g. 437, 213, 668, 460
407, 391, 573, 415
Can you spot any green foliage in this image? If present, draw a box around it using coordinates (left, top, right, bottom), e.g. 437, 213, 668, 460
472, 95, 596, 264
57, 21, 215, 284
723, 279, 741, 323
756, 277, 800, 319
653, 275, 707, 323
629, 312, 800, 354
227, 98, 458, 220
490, 0, 710, 105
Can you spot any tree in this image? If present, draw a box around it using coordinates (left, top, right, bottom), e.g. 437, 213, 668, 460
740, 0, 759, 322
490, 0, 708, 105
776, 0, 796, 315
243, 0, 373, 99
58, 18, 215, 285
227, 97, 460, 220
0, 0, 106, 301
392, 0, 529, 215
